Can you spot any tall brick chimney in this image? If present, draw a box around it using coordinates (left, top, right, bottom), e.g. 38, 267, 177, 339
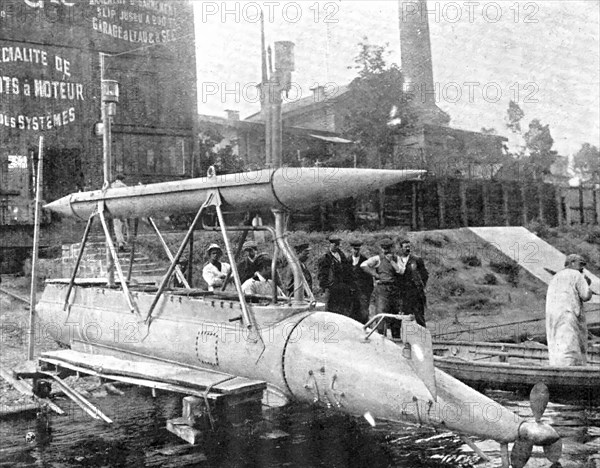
399, 0, 435, 105
399, 0, 449, 125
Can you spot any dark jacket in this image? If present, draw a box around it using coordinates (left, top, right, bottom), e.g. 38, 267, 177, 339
318, 251, 354, 291
282, 262, 312, 297
237, 257, 258, 284
398, 255, 428, 297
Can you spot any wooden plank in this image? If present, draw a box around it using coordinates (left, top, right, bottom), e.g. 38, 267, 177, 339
0, 403, 40, 418
0, 365, 33, 396
0, 365, 64, 415
41, 372, 112, 423
40, 350, 266, 395
0, 287, 30, 304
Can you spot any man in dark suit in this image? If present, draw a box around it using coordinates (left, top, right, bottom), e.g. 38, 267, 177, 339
318, 235, 355, 316
348, 239, 373, 324
237, 241, 259, 284
397, 239, 429, 327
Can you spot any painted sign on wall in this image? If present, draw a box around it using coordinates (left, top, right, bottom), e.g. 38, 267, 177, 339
0, 44, 85, 131
0, 0, 183, 46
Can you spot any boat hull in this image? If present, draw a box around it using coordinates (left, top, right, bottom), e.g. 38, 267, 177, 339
433, 340, 600, 398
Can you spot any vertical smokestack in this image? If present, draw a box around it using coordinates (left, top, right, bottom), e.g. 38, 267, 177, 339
399, 0, 435, 107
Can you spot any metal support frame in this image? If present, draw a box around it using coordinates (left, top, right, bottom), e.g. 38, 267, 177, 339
97, 201, 138, 315
212, 192, 258, 338
63, 213, 95, 312
363, 314, 411, 341
221, 212, 252, 291
144, 193, 213, 325
126, 219, 139, 283
147, 217, 190, 288
272, 209, 314, 304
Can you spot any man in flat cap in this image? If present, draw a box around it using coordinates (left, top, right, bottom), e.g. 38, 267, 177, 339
348, 239, 373, 324
397, 238, 429, 327
202, 243, 231, 291
318, 235, 355, 316
237, 240, 259, 284
282, 241, 313, 298
361, 238, 404, 335
546, 254, 594, 366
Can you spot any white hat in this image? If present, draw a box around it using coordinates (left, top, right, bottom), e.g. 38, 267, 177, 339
206, 243, 222, 253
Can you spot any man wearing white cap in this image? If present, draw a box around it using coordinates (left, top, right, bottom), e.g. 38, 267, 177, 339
202, 244, 231, 291
545, 254, 593, 366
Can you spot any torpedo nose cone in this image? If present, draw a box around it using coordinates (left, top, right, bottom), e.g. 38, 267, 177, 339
44, 196, 73, 217
272, 168, 426, 211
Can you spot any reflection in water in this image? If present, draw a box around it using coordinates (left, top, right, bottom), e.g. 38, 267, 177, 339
0, 386, 598, 467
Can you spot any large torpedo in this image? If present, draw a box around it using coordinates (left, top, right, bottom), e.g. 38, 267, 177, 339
45, 168, 426, 219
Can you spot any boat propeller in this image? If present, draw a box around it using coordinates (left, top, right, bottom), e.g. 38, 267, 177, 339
508, 382, 562, 468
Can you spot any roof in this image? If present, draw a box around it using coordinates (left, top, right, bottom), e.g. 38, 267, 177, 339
245, 84, 351, 122
421, 123, 508, 141
197, 114, 351, 142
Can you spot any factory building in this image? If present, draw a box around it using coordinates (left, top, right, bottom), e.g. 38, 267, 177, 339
0, 0, 197, 203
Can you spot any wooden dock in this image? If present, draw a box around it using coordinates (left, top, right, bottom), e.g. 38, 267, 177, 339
38, 350, 267, 444
39, 350, 266, 401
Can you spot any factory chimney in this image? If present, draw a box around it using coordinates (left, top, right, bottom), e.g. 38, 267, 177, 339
399, 0, 449, 125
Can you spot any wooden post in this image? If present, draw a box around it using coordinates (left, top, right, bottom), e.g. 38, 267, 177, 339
27, 136, 43, 361
555, 186, 564, 227
537, 183, 545, 224
459, 179, 468, 227
482, 182, 491, 227
565, 188, 573, 225
437, 180, 445, 229
378, 189, 386, 228
521, 183, 528, 225
418, 183, 425, 230
502, 183, 510, 226
411, 182, 418, 230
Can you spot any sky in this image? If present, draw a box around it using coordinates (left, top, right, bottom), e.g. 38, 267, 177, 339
193, 1, 600, 156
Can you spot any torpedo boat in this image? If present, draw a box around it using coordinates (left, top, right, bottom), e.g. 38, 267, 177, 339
37, 167, 562, 468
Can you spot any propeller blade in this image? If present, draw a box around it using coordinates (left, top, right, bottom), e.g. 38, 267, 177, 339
511, 439, 533, 468
544, 439, 563, 463
530, 382, 550, 422
363, 411, 376, 427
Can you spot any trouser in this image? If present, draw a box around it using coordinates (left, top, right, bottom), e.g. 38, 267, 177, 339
113, 218, 127, 247
325, 284, 355, 316
401, 290, 426, 327
353, 290, 372, 324
374, 283, 401, 337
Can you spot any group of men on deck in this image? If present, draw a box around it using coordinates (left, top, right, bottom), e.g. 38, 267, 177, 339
201, 236, 428, 327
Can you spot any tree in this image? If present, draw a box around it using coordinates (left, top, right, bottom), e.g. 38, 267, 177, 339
523, 119, 558, 180
341, 38, 417, 168
573, 143, 600, 183
503, 101, 557, 180
196, 125, 247, 176
506, 100, 525, 134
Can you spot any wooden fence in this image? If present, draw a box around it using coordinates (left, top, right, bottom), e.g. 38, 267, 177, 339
290, 178, 599, 231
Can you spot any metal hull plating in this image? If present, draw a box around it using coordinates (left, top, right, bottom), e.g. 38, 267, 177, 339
37, 283, 522, 442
